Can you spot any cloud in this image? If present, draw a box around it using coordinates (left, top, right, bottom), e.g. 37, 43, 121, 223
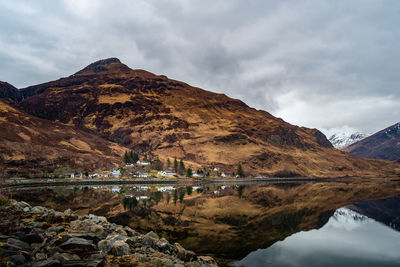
0, 0, 399, 134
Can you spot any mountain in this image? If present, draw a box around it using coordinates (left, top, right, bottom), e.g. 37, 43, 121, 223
0, 81, 23, 103
1, 58, 399, 177
328, 131, 368, 149
344, 123, 400, 161
0, 97, 127, 177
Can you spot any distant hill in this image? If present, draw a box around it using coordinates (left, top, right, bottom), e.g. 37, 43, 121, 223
0, 58, 399, 177
344, 123, 400, 162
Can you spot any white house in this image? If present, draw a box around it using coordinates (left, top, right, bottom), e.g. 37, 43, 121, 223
221, 172, 227, 178
110, 169, 121, 177
158, 171, 176, 177
138, 172, 148, 178
136, 160, 151, 166
192, 173, 202, 177
213, 167, 220, 171
125, 163, 134, 167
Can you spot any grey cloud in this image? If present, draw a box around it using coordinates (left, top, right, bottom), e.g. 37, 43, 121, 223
0, 0, 399, 134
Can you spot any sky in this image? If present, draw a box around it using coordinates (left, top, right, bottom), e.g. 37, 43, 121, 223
0, 0, 399, 136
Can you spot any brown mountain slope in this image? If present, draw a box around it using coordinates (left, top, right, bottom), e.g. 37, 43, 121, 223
0, 98, 126, 176
344, 123, 400, 161
17, 58, 399, 177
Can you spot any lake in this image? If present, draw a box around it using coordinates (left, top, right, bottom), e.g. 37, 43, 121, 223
5, 180, 400, 266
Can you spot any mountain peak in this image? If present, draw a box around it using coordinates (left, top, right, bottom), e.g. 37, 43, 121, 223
74, 57, 128, 75
0, 81, 22, 102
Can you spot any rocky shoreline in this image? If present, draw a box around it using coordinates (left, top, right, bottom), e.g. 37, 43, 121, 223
0, 200, 218, 266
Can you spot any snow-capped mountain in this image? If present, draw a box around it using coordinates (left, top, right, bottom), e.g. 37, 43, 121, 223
328, 131, 368, 149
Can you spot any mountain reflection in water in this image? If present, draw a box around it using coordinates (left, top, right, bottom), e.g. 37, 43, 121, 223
5, 181, 400, 266
235, 207, 400, 267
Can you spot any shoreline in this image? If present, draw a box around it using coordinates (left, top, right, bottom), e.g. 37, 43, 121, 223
0, 177, 343, 189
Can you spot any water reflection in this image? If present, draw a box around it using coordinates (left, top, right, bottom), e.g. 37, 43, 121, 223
236, 207, 400, 267
5, 181, 400, 266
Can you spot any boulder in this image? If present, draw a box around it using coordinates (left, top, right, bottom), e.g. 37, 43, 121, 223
32, 259, 62, 267
9, 253, 26, 265
98, 239, 112, 254
156, 238, 175, 254
111, 240, 130, 256
63, 208, 79, 221
198, 255, 218, 265
59, 237, 96, 251
174, 242, 196, 262
31, 206, 48, 214
7, 238, 31, 251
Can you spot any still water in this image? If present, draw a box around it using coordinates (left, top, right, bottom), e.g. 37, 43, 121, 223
5, 181, 400, 266
236, 206, 400, 267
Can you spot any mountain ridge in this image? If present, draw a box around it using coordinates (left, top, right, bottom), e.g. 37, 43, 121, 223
1, 58, 399, 177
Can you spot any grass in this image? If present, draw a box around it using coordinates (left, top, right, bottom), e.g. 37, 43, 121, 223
0, 197, 10, 207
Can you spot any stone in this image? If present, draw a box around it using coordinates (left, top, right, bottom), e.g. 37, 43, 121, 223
53, 252, 81, 262
145, 231, 159, 240
124, 226, 138, 237
31, 206, 48, 214
111, 240, 130, 256
114, 226, 127, 236
89, 252, 105, 260
7, 237, 31, 251
156, 238, 175, 254
9, 253, 26, 265
22, 232, 43, 244
98, 239, 112, 254
17, 201, 32, 209
89, 224, 104, 234
63, 208, 79, 221
106, 234, 128, 245
174, 242, 196, 262
35, 253, 48, 261
23, 206, 30, 212
32, 259, 62, 267
47, 225, 65, 234
198, 256, 217, 265
59, 237, 96, 251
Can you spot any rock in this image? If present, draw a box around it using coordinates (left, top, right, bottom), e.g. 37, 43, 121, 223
198, 255, 217, 265
22, 232, 43, 244
156, 238, 175, 254
111, 240, 130, 256
59, 237, 96, 251
174, 243, 196, 262
142, 235, 156, 247
106, 234, 129, 245
9, 253, 26, 265
23, 206, 30, 212
35, 253, 48, 261
124, 226, 138, 237
98, 239, 112, 254
53, 252, 81, 262
7, 237, 31, 251
89, 224, 104, 234
89, 252, 105, 260
32, 259, 62, 267
145, 231, 159, 240
17, 201, 32, 210
114, 226, 127, 236
47, 225, 65, 234
63, 208, 79, 221
31, 206, 48, 214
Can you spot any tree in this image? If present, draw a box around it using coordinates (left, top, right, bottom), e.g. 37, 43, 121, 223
237, 164, 245, 178
186, 186, 193, 195
84, 171, 89, 177
186, 168, 193, 178
144, 154, 148, 161
174, 158, 178, 173
132, 152, 139, 163
152, 159, 164, 171
167, 158, 171, 168
123, 151, 130, 164
179, 159, 185, 175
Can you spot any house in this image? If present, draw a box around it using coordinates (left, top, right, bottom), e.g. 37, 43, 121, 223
192, 173, 202, 177
138, 172, 148, 178
125, 163, 134, 167
221, 172, 227, 178
213, 167, 220, 171
157, 186, 175, 192
74, 173, 83, 178
158, 171, 177, 177
109, 169, 121, 177
136, 160, 150, 166
64, 173, 74, 178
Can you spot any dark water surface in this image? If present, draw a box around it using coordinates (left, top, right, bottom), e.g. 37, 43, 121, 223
5, 180, 400, 266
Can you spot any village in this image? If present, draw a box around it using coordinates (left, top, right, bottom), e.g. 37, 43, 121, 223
54, 151, 246, 180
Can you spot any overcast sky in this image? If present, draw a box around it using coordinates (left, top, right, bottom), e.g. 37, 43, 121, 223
1, 0, 399, 136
